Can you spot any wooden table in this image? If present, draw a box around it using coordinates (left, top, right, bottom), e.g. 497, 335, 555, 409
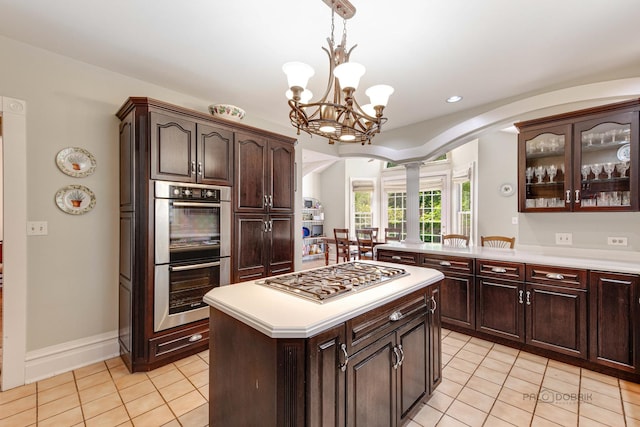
320, 237, 386, 265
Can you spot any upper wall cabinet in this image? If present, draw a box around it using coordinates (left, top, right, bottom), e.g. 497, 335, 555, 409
516, 99, 640, 212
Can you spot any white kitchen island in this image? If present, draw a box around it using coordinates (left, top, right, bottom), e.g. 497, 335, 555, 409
203, 261, 444, 427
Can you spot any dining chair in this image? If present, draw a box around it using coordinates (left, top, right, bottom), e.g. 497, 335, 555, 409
356, 228, 375, 260
480, 235, 515, 249
334, 228, 358, 263
384, 227, 402, 242
362, 227, 379, 241
442, 234, 470, 247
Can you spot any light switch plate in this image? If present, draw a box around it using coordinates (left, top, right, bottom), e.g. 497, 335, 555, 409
555, 232, 572, 245
27, 221, 48, 236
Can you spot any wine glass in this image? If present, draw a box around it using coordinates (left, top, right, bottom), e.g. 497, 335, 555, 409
534, 166, 545, 183
617, 161, 630, 178
590, 163, 602, 180
525, 167, 534, 184
581, 164, 591, 180
603, 162, 615, 180
547, 165, 557, 183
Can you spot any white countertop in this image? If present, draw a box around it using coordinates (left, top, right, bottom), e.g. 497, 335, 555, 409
375, 242, 640, 274
203, 261, 444, 339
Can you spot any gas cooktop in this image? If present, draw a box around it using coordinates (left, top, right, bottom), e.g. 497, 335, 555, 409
256, 262, 408, 303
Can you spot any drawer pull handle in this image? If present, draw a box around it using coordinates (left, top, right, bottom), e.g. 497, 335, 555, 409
397, 344, 405, 367
339, 343, 349, 372
389, 311, 403, 322
545, 273, 565, 280
575, 189, 581, 204
518, 290, 524, 304
429, 296, 438, 314
188, 334, 203, 342
439, 261, 451, 267
526, 291, 531, 306
491, 267, 507, 273
392, 256, 402, 260
565, 190, 571, 203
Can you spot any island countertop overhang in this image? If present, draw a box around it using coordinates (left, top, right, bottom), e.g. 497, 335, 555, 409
203, 260, 444, 339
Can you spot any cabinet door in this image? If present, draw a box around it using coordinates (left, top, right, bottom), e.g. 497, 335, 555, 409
119, 111, 135, 211
428, 283, 442, 393
397, 316, 428, 424
346, 334, 397, 427
197, 123, 234, 185
233, 214, 267, 282
268, 140, 295, 213
574, 111, 639, 211
525, 283, 587, 358
307, 325, 347, 427
267, 214, 294, 276
235, 133, 268, 212
440, 273, 475, 330
150, 111, 196, 182
476, 278, 525, 342
589, 271, 640, 372
518, 124, 572, 212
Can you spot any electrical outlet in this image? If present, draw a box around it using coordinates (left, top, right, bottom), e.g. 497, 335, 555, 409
27, 221, 48, 236
607, 237, 628, 246
555, 232, 572, 245
511, 216, 518, 225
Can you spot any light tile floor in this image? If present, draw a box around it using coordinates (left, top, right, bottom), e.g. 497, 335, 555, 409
1, 329, 640, 426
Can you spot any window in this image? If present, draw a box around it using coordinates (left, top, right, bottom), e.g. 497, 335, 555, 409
352, 179, 374, 230
452, 165, 473, 238
383, 176, 444, 243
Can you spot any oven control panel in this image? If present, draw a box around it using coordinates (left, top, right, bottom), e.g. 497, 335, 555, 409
169, 185, 220, 201
155, 180, 231, 202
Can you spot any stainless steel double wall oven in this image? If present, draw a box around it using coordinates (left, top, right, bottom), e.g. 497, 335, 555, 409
154, 181, 231, 332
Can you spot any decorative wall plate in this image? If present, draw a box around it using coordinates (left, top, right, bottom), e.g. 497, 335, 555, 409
55, 185, 96, 215
56, 147, 96, 177
499, 183, 515, 197
617, 143, 631, 162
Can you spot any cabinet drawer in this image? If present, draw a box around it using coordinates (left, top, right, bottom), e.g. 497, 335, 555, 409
149, 322, 209, 363
347, 289, 429, 352
377, 250, 419, 266
421, 255, 474, 275
476, 259, 525, 281
526, 264, 587, 289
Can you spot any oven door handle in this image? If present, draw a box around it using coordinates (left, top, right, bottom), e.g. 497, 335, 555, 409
172, 201, 221, 208
169, 261, 221, 272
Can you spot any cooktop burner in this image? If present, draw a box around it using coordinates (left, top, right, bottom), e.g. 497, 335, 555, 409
256, 262, 408, 303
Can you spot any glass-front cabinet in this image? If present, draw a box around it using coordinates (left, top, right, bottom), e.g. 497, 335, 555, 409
517, 99, 639, 212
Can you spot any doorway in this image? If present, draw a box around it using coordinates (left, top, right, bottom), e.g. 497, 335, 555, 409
0, 96, 28, 391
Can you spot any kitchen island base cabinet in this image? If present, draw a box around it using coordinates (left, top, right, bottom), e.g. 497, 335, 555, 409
209, 284, 441, 427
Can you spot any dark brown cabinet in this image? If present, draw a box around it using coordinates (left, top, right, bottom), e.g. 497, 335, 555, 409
525, 264, 587, 358
475, 259, 526, 342
116, 97, 295, 372
211, 285, 441, 427
589, 271, 640, 373
422, 254, 474, 330
233, 132, 295, 282
234, 132, 295, 213
516, 99, 640, 212
233, 213, 294, 283
150, 111, 234, 186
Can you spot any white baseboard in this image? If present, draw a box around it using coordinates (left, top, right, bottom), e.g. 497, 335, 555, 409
25, 330, 120, 384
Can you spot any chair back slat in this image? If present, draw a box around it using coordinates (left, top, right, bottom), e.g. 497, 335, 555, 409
442, 234, 470, 248
480, 235, 515, 249
384, 227, 402, 242
356, 229, 375, 260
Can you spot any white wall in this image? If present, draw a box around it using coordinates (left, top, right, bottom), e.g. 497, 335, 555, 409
0, 34, 296, 355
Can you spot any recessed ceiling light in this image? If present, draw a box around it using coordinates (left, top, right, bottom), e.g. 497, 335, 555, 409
446, 95, 463, 103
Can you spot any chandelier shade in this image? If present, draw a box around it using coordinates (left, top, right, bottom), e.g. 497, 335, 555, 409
282, 0, 393, 145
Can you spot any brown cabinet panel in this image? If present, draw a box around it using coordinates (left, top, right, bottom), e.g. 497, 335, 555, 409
234, 214, 268, 282
269, 141, 295, 212
150, 111, 196, 181
267, 214, 294, 276
476, 259, 525, 281
421, 254, 474, 274
148, 321, 208, 365
526, 264, 587, 289
197, 123, 234, 185
590, 271, 640, 372
440, 274, 475, 329
119, 113, 135, 210
427, 283, 442, 393
398, 316, 429, 423
526, 283, 587, 358
235, 133, 268, 211
476, 278, 525, 342
377, 250, 420, 266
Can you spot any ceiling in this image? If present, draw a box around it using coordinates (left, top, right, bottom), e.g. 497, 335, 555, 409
2, 1, 640, 150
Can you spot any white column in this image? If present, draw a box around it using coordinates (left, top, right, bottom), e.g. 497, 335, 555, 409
403, 162, 423, 244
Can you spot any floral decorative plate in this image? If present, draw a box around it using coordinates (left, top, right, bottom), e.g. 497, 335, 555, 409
55, 185, 96, 215
56, 147, 96, 177
617, 143, 631, 162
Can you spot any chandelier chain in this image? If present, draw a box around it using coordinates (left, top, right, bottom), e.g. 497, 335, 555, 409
330, 6, 335, 46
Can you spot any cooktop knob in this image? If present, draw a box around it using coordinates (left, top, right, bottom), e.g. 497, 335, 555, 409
173, 188, 180, 196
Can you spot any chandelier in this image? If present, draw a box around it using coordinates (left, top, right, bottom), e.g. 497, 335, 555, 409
283, 0, 394, 145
